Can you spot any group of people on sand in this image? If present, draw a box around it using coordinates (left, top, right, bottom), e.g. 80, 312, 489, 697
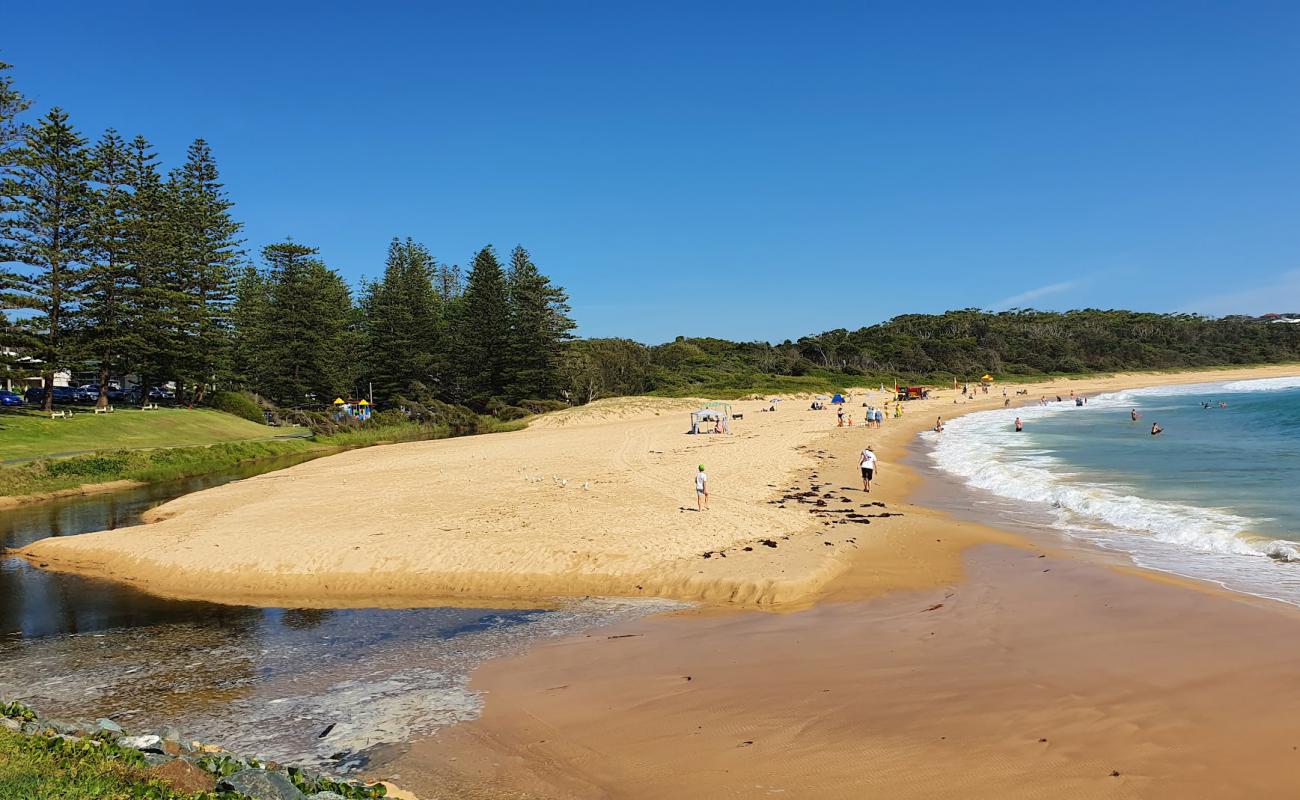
694, 408, 883, 510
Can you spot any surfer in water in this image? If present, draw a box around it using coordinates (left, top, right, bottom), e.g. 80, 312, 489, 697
1151, 422, 1163, 436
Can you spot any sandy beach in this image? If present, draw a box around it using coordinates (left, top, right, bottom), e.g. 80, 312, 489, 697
17, 364, 1300, 798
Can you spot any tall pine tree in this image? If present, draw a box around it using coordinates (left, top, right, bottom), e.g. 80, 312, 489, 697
169, 139, 242, 405
235, 241, 356, 405
448, 245, 510, 403
4, 108, 93, 410
506, 245, 574, 399
361, 238, 443, 401
0, 58, 32, 384
80, 129, 139, 408
124, 135, 185, 404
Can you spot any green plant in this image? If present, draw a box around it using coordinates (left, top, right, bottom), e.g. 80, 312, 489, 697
205, 391, 265, 425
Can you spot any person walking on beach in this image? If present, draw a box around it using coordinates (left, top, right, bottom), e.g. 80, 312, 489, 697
837, 407, 845, 427
859, 446, 878, 492
695, 465, 709, 510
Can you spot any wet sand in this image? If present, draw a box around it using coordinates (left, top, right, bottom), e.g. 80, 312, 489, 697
374, 364, 1300, 799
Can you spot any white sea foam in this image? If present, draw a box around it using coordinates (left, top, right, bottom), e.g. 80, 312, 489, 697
922, 392, 1300, 603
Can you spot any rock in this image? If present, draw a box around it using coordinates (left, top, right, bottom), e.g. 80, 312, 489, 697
218, 768, 307, 800
150, 758, 217, 794
0, 718, 20, 732
95, 718, 124, 734
307, 793, 347, 800
158, 724, 184, 742
142, 753, 173, 767
118, 733, 163, 752
161, 739, 184, 756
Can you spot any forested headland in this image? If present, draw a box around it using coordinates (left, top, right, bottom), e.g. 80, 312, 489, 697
2, 57, 1298, 427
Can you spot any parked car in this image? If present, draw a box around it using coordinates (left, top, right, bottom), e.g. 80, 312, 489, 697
74, 384, 100, 403
23, 386, 79, 404
0, 390, 24, 407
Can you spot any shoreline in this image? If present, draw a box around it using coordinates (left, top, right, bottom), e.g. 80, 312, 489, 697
16, 364, 1300, 610
385, 365, 1300, 799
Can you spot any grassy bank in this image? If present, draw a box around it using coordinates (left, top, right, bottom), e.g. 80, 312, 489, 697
0, 417, 527, 502
0, 728, 205, 800
0, 407, 307, 463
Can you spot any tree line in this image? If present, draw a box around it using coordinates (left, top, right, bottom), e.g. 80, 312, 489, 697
563, 310, 1300, 399
0, 59, 574, 412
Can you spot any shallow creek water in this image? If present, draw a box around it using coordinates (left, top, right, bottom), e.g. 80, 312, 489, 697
0, 458, 678, 770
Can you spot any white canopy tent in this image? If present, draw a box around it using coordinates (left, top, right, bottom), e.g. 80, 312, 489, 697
689, 408, 731, 434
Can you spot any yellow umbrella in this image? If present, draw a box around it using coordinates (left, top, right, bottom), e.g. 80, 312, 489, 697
981, 375, 993, 382
333, 397, 345, 405
358, 399, 370, 406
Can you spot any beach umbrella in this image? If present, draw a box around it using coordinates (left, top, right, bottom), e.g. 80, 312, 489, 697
333, 397, 345, 404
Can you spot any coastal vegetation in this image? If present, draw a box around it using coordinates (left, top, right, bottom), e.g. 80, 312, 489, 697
0, 702, 387, 799
0, 410, 524, 500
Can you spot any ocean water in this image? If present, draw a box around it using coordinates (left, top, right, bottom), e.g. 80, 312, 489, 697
922, 376, 1300, 605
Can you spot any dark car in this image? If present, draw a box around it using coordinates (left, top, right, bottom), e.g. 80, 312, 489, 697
24, 386, 79, 404
0, 390, 24, 407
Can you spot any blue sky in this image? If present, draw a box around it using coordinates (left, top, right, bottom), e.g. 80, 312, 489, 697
5, 1, 1299, 342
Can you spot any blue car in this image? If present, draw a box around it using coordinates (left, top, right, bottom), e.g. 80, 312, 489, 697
0, 390, 24, 407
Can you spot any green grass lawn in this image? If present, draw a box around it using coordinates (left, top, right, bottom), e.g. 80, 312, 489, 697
0, 407, 306, 463
0, 728, 205, 800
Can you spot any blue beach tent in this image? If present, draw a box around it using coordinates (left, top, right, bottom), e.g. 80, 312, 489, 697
832, 393, 845, 404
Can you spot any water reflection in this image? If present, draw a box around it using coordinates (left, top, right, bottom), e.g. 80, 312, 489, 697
0, 453, 326, 640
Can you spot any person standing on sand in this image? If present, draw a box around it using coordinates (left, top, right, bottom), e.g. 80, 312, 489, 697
837, 406, 845, 427
695, 465, 709, 511
859, 446, 878, 492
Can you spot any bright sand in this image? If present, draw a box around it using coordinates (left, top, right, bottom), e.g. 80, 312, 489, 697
17, 364, 1300, 798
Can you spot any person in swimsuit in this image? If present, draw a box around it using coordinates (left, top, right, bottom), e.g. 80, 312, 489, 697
1131, 408, 1140, 421
695, 465, 709, 510
1014, 416, 1023, 432
1151, 422, 1163, 436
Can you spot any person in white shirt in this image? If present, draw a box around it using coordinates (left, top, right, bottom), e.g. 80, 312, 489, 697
695, 465, 709, 511
859, 447, 878, 492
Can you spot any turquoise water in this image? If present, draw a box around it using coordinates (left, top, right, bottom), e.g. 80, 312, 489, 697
924, 376, 1300, 604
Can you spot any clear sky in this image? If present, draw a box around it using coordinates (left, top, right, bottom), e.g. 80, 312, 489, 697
5, 1, 1299, 342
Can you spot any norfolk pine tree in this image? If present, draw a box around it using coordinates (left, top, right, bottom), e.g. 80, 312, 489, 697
80, 130, 141, 408
506, 245, 574, 399
361, 238, 443, 401
0, 58, 32, 380
124, 135, 186, 404
242, 240, 356, 405
5, 108, 93, 410
169, 139, 242, 405
449, 245, 510, 402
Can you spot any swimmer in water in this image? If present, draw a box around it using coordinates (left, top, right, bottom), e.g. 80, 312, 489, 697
1131, 408, 1140, 421
1151, 422, 1163, 436
1014, 416, 1023, 432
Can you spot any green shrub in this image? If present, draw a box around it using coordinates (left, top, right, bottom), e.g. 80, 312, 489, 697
516, 398, 569, 414
207, 391, 265, 424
